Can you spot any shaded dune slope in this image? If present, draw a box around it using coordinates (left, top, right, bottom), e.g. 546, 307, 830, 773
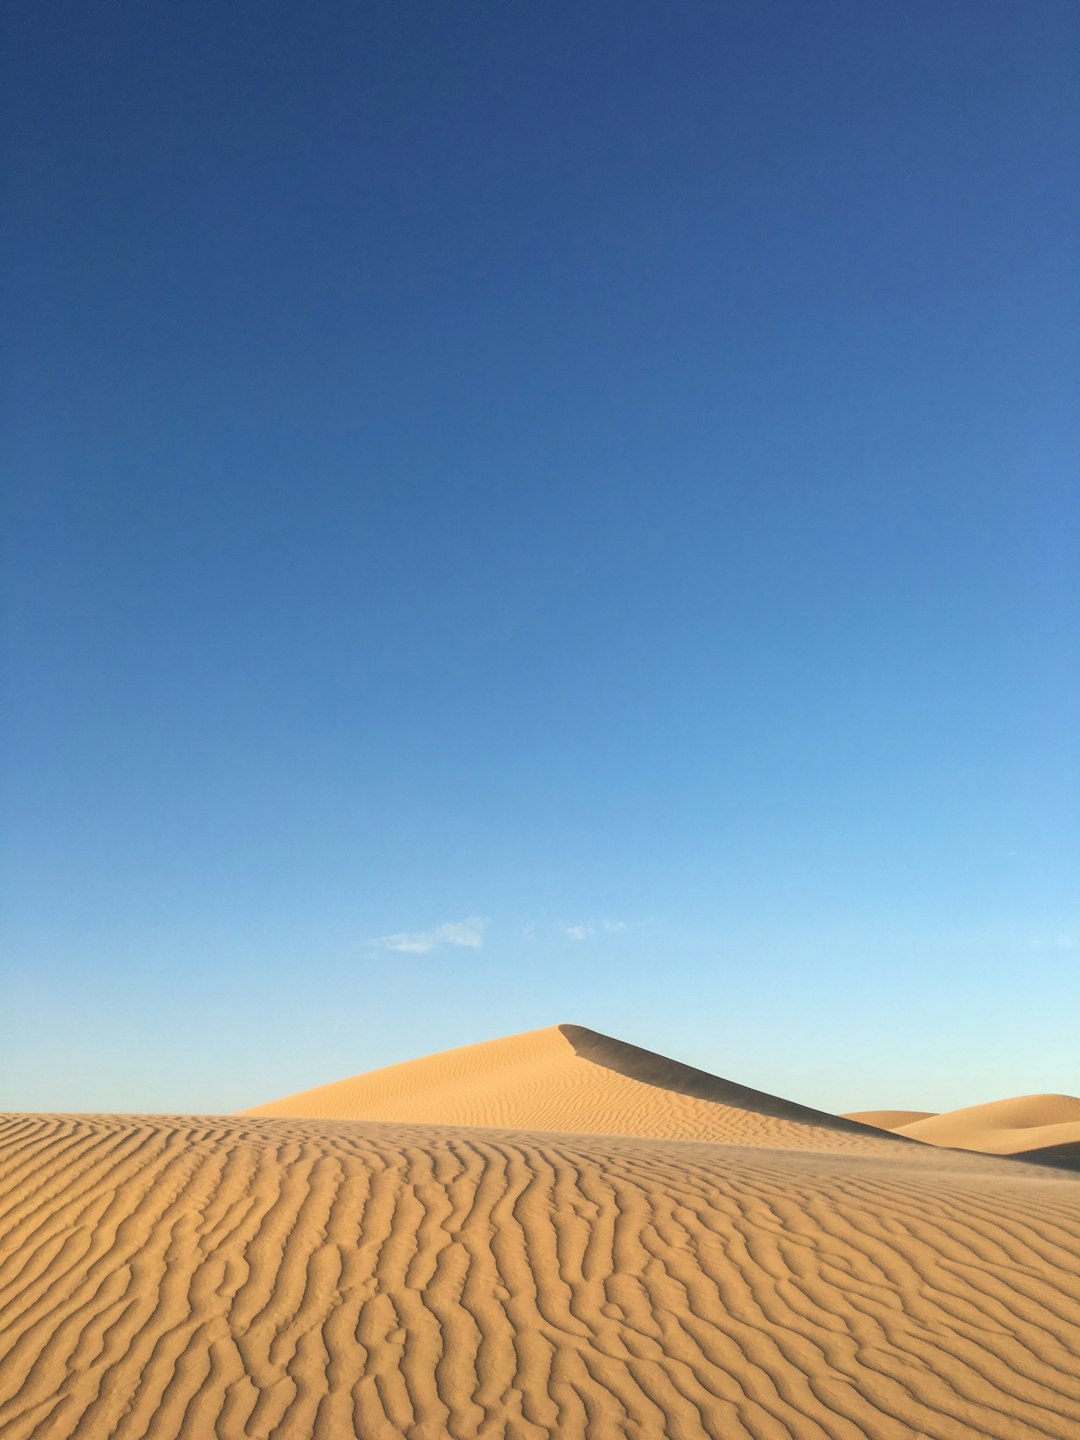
247, 1023, 896, 1151
1015, 1140, 1080, 1172
1, 1112, 1078, 1440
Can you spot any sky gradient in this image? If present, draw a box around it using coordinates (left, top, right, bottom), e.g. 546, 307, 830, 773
2, 1, 1078, 1115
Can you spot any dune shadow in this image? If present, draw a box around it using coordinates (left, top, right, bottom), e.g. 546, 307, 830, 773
557, 1024, 905, 1141
1009, 1141, 1080, 1173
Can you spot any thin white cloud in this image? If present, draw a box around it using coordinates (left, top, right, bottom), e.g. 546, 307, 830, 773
561, 918, 627, 941
370, 916, 489, 955
1028, 932, 1077, 952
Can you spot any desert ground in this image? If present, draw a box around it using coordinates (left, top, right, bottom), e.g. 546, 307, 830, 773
1, 1024, 1077, 1439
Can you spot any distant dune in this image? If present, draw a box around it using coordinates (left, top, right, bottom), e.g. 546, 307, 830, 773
246, 1022, 896, 1150
2, 1026, 1078, 1439
893, 1092, 1080, 1159
845, 1093, 1080, 1163
843, 1108, 937, 1130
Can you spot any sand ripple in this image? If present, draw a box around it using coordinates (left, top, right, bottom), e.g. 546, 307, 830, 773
1, 1112, 1077, 1440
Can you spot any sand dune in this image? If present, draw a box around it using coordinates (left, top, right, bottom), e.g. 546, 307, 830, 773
845, 1095, 1080, 1161
2, 1027, 1078, 1439
247, 1023, 897, 1150
894, 1093, 1080, 1158
843, 1109, 937, 1130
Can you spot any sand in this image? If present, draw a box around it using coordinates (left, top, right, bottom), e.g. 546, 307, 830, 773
843, 1110, 938, 1131
2, 1025, 1078, 1440
246, 1024, 901, 1150
846, 1094, 1080, 1165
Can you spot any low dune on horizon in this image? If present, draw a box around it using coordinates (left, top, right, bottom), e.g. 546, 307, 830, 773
846, 1093, 1080, 1167
2, 1023, 1078, 1439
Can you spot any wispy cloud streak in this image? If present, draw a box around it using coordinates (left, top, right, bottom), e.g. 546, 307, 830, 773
370, 917, 489, 955
564, 924, 594, 941
562, 918, 627, 941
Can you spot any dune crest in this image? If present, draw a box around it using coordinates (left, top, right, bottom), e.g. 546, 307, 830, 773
246, 1023, 894, 1149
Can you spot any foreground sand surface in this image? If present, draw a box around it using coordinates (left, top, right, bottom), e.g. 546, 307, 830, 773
2, 1030, 1079, 1439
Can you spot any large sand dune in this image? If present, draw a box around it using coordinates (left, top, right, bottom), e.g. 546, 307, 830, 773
247, 1023, 894, 1151
2, 1027, 1078, 1440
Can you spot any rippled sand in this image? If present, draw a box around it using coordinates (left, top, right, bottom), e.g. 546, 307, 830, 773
2, 1028, 1077, 1439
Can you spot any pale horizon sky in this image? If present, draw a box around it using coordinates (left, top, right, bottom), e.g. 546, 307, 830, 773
2, 1, 1078, 1117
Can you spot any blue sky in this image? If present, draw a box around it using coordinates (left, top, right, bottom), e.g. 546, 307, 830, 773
2, 1, 1077, 1115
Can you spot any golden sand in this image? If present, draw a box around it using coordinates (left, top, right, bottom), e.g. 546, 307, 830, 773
2, 1025, 1077, 1439
848, 1093, 1080, 1163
